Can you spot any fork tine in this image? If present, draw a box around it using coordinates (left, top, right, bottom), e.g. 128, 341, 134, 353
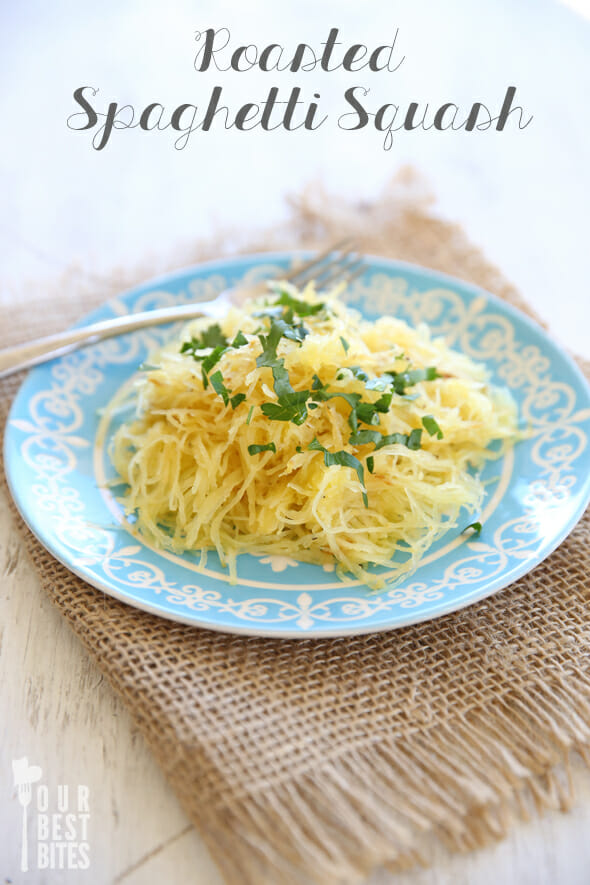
293, 243, 357, 289
283, 239, 355, 285
315, 257, 365, 289
338, 262, 366, 287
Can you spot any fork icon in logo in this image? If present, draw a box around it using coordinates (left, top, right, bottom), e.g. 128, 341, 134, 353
12, 757, 43, 872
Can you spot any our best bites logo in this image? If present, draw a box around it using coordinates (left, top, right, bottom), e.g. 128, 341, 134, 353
66, 26, 533, 152
12, 757, 90, 873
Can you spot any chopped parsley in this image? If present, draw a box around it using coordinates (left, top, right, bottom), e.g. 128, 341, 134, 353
182, 325, 251, 389
270, 362, 296, 398
200, 346, 227, 388
344, 366, 390, 392
255, 319, 313, 425
308, 438, 368, 507
310, 375, 399, 433
388, 366, 439, 395
339, 366, 438, 396
261, 391, 310, 425
272, 290, 326, 317
406, 428, 423, 450
355, 393, 393, 428
180, 323, 227, 356
422, 415, 443, 439
313, 387, 363, 413
348, 428, 423, 451
271, 317, 309, 344
463, 521, 483, 536
248, 442, 277, 455
231, 330, 248, 348
209, 370, 231, 406
339, 336, 350, 354
230, 393, 246, 409
256, 322, 284, 369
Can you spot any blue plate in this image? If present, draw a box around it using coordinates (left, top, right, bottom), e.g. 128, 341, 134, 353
5, 254, 590, 637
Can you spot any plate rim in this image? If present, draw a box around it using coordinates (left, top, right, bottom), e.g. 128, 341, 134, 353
4, 253, 590, 638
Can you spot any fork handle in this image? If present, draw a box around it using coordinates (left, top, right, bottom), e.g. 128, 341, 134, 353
0, 302, 213, 379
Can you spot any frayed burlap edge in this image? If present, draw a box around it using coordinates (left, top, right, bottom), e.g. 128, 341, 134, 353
2, 168, 590, 885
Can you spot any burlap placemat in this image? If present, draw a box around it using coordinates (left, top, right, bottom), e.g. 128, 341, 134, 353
2, 170, 590, 884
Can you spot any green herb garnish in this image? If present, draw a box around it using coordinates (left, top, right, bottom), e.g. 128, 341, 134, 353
313, 379, 392, 433
310, 375, 363, 415
231, 330, 248, 348
350, 429, 412, 451
256, 322, 284, 369
463, 521, 483, 536
255, 321, 314, 424
271, 317, 308, 344
422, 415, 443, 439
349, 428, 423, 452
270, 362, 296, 398
230, 393, 246, 409
407, 428, 423, 450
200, 346, 227, 389
209, 370, 231, 405
341, 366, 369, 383
180, 324, 228, 357
205, 369, 245, 410
388, 367, 439, 395
308, 438, 367, 507
346, 366, 391, 391
248, 442, 277, 455
273, 291, 326, 317
355, 393, 393, 427
261, 391, 310, 425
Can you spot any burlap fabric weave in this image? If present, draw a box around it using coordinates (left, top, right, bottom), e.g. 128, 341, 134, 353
2, 171, 589, 884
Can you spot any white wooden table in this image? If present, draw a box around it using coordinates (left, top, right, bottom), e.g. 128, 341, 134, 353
1, 0, 590, 881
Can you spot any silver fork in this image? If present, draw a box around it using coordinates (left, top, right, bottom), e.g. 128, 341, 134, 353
0, 243, 365, 378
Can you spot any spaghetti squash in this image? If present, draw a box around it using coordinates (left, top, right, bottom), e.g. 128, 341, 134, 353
109, 282, 517, 587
